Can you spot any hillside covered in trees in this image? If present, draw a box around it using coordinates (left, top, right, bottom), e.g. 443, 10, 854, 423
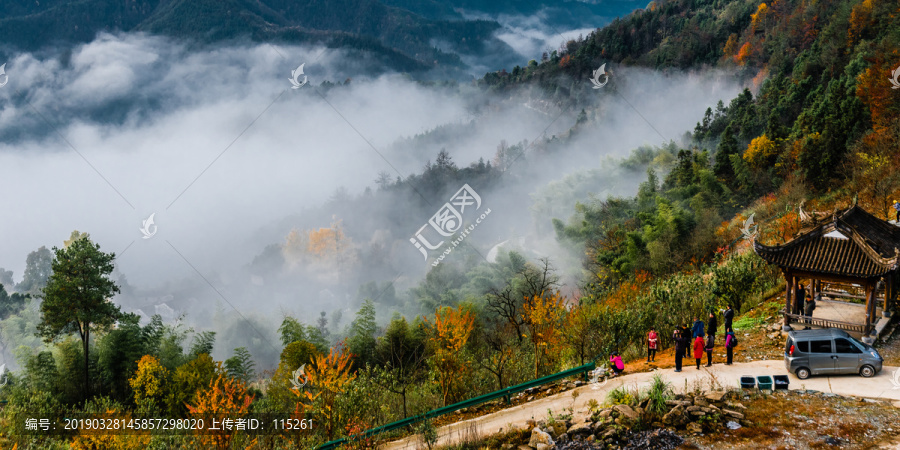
0, 0, 898, 447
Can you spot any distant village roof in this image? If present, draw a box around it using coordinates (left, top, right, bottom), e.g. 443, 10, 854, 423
754, 205, 900, 278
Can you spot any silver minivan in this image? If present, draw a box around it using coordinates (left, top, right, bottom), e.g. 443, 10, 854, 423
784, 328, 883, 379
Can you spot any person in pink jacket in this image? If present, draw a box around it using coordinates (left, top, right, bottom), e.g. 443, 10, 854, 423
647, 328, 659, 362
609, 352, 624, 376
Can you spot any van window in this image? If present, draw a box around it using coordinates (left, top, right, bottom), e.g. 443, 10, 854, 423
834, 338, 862, 354
810, 340, 832, 353
796, 341, 809, 353
785, 338, 793, 353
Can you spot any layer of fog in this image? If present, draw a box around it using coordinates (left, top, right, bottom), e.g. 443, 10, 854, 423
0, 32, 741, 367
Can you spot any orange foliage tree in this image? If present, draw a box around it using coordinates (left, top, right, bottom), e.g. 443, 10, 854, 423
522, 292, 567, 378
427, 305, 474, 406
856, 56, 900, 132
185, 362, 255, 450
735, 42, 753, 66
294, 346, 356, 439
750, 3, 769, 32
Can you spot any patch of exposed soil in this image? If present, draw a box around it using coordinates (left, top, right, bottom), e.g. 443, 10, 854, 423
686, 390, 900, 449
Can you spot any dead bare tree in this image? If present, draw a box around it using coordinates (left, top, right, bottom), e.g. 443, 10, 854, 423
485, 257, 560, 343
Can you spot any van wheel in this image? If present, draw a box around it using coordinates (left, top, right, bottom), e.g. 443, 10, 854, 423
860, 365, 876, 378
796, 367, 811, 380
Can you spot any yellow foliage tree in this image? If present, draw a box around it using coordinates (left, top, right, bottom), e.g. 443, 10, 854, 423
129, 355, 169, 407
563, 300, 603, 366
743, 133, 778, 170
70, 408, 150, 450
428, 305, 474, 406
722, 34, 739, 58
523, 292, 567, 378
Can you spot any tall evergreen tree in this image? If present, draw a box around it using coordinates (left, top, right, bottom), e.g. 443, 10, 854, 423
37, 236, 121, 399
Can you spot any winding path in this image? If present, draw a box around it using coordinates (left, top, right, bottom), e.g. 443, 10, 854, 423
380, 360, 900, 449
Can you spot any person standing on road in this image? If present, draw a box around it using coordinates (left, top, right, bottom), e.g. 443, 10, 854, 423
723, 305, 734, 331
674, 329, 687, 372
894, 200, 900, 222
693, 335, 705, 369
704, 332, 715, 367
647, 328, 658, 362
707, 310, 718, 337
794, 283, 806, 315
691, 317, 705, 339
724, 327, 736, 365
804, 293, 817, 329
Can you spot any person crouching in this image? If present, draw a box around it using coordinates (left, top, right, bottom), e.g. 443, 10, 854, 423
609, 352, 624, 376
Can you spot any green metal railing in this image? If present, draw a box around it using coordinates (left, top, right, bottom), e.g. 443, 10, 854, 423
316, 361, 596, 449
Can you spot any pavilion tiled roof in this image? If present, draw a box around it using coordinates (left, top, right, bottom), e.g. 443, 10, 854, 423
754, 206, 900, 278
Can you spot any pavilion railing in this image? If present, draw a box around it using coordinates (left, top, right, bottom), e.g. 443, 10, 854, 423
781, 309, 869, 334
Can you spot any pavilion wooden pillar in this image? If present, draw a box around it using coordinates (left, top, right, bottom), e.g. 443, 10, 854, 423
784, 270, 794, 330
886, 276, 894, 318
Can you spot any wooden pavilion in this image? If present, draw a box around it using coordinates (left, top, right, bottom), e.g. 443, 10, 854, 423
753, 205, 900, 341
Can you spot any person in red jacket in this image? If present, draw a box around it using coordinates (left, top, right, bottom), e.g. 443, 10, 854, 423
647, 328, 659, 362
693, 335, 705, 370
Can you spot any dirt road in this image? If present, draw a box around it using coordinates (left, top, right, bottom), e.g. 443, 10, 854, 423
381, 360, 900, 449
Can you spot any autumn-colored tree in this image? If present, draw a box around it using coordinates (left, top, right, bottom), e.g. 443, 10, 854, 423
750, 3, 769, 32
129, 355, 169, 407
847, 0, 875, 45
166, 353, 217, 417
856, 56, 900, 132
563, 301, 604, 366
522, 292, 567, 378
759, 210, 801, 245
71, 408, 150, 450
735, 42, 753, 66
186, 362, 254, 450
744, 133, 778, 170
848, 123, 900, 219
722, 34, 739, 59
427, 305, 474, 405
264, 340, 322, 412
294, 346, 356, 439
283, 228, 309, 267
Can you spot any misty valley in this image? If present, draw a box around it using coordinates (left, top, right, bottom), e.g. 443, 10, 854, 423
1, 0, 899, 448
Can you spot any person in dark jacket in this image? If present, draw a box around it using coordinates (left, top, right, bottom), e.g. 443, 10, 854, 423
794, 283, 806, 315
803, 293, 817, 329
704, 333, 715, 367
673, 329, 688, 372
707, 311, 718, 337
724, 327, 736, 365
723, 305, 734, 331
693, 335, 705, 369
691, 317, 705, 339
